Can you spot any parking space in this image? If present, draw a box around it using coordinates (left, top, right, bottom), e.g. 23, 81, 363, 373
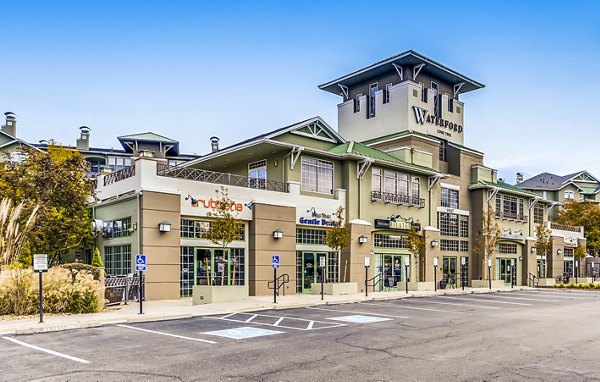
2, 289, 600, 381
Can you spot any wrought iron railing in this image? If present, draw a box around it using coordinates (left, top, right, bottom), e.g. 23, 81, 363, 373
104, 274, 143, 306
157, 163, 289, 193
103, 166, 136, 186
494, 210, 528, 222
370, 191, 425, 208
550, 222, 582, 233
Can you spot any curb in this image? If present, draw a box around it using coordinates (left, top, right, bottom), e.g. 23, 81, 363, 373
15, 322, 103, 335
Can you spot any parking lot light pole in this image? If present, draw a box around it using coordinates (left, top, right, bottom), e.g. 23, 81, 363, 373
433, 257, 438, 292
488, 259, 492, 290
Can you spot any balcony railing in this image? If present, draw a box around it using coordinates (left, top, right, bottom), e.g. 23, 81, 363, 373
371, 191, 425, 208
103, 166, 136, 186
550, 222, 582, 233
157, 164, 289, 193
494, 210, 528, 223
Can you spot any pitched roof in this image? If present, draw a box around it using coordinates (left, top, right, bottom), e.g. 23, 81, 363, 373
319, 50, 485, 96
469, 180, 537, 197
517, 171, 599, 191
328, 141, 438, 175
117, 132, 178, 144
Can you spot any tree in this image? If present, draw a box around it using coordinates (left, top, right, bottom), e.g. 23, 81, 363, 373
204, 186, 243, 285
325, 206, 350, 282
535, 223, 552, 259
0, 145, 95, 265
477, 204, 501, 279
406, 227, 425, 283
0, 198, 39, 266
91, 247, 104, 268
554, 200, 600, 255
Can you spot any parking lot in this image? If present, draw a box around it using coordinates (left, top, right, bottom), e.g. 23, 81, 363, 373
2, 289, 600, 381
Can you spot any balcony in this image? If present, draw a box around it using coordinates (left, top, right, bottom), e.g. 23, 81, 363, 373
371, 191, 425, 208
494, 210, 528, 223
550, 222, 582, 233
156, 164, 289, 193
104, 166, 136, 186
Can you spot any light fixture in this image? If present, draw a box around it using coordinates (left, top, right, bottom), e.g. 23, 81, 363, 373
158, 221, 171, 233
531, 247, 536, 253
431, 239, 439, 248
358, 235, 368, 244
519, 256, 523, 261
557, 249, 563, 255
273, 229, 283, 239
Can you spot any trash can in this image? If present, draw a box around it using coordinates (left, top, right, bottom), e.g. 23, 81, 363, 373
439, 279, 447, 289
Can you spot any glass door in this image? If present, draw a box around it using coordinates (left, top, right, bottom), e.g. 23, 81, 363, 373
537, 257, 546, 278
381, 254, 405, 289
497, 258, 514, 284
443, 257, 457, 288
298, 252, 328, 293
196, 249, 212, 286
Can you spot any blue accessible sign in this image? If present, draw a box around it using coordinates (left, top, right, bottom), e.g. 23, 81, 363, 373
272, 255, 280, 269
135, 254, 147, 272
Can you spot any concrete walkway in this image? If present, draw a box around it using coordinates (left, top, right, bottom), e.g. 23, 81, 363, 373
0, 286, 531, 335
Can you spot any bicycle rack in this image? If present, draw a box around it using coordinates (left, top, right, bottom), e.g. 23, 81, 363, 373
268, 273, 290, 296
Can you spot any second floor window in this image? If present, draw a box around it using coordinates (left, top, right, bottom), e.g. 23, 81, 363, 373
496, 194, 526, 220
441, 188, 459, 208
301, 157, 333, 194
564, 190, 575, 199
533, 203, 544, 224
248, 159, 267, 189
412, 177, 420, 200
384, 170, 409, 196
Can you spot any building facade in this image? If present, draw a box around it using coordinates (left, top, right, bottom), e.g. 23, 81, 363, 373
2, 51, 589, 300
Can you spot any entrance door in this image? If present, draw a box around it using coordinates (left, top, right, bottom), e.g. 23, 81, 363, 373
381, 254, 405, 289
537, 257, 546, 278
196, 249, 212, 286
497, 258, 515, 284
298, 252, 328, 293
443, 257, 457, 288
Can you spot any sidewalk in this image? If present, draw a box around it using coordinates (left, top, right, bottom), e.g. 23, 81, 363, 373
0, 286, 531, 335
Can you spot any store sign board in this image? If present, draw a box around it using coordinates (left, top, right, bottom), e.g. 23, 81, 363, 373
374, 219, 415, 230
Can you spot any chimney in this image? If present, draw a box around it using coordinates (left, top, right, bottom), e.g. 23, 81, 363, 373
210, 136, 220, 153
1, 112, 16, 137
516, 172, 524, 184
76, 126, 91, 150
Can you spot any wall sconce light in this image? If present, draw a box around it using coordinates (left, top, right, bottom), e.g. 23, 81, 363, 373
358, 235, 368, 244
531, 247, 536, 253
431, 239, 439, 248
557, 249, 563, 255
519, 256, 523, 261
273, 229, 283, 239
158, 221, 171, 233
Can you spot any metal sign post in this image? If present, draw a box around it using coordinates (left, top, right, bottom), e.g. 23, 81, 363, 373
433, 257, 438, 292
135, 254, 147, 315
461, 257, 466, 291
364, 257, 370, 297
575, 260, 579, 284
33, 254, 48, 323
405, 264, 409, 294
319, 255, 325, 301
511, 259, 515, 288
487, 259, 492, 290
272, 256, 280, 304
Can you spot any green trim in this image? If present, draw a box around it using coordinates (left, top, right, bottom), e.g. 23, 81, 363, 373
469, 180, 537, 197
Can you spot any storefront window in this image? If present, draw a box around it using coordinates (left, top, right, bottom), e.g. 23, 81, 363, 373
104, 244, 131, 276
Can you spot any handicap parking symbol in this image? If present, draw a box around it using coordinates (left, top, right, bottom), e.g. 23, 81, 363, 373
272, 255, 280, 269
135, 254, 147, 272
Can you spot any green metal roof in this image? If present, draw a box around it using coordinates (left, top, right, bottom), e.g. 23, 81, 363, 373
328, 141, 438, 175
469, 180, 537, 197
361, 130, 435, 145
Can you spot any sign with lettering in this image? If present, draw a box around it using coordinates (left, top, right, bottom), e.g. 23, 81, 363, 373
298, 217, 337, 226
185, 194, 244, 212
33, 254, 48, 272
413, 106, 463, 138
374, 218, 417, 230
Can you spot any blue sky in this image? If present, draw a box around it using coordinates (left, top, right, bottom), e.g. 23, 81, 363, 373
1, 1, 599, 182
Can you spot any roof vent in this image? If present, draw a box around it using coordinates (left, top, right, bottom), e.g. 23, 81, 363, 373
516, 172, 524, 184
210, 136, 220, 153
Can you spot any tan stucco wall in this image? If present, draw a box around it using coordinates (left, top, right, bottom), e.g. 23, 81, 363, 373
140, 191, 181, 300
249, 203, 296, 296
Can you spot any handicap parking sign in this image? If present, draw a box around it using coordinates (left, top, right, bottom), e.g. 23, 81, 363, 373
272, 255, 280, 269
135, 254, 147, 272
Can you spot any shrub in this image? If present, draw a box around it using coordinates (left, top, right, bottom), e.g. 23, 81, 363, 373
568, 283, 576, 288
91, 247, 104, 268
556, 283, 565, 288
61, 263, 103, 281
595, 283, 600, 290
0, 265, 103, 315
588, 282, 595, 289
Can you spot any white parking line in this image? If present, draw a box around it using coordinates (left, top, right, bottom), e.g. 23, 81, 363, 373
439, 296, 531, 306
2, 336, 91, 364
364, 302, 456, 314
307, 306, 410, 318
244, 314, 258, 323
307, 321, 315, 330
412, 299, 501, 310
523, 292, 585, 299
117, 324, 217, 344
273, 317, 285, 326
492, 294, 562, 302
212, 313, 345, 330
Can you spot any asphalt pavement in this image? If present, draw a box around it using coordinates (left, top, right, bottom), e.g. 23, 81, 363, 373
1, 289, 599, 381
